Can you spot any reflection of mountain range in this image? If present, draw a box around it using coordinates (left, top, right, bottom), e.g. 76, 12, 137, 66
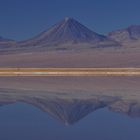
0, 89, 140, 125
109, 100, 140, 117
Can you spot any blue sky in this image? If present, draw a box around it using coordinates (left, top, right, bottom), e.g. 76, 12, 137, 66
0, 0, 140, 40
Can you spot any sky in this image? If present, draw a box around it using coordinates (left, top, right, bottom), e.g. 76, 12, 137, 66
0, 0, 140, 41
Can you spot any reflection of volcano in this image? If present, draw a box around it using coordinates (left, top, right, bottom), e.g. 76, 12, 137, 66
24, 98, 109, 125
0, 90, 140, 124
0, 92, 116, 124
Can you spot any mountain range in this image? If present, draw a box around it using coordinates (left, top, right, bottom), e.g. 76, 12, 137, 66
0, 36, 16, 48
108, 25, 140, 43
0, 17, 140, 51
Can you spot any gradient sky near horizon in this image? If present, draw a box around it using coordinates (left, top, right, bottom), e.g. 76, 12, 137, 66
0, 0, 140, 41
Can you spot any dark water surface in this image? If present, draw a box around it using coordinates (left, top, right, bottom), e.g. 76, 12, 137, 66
0, 102, 140, 140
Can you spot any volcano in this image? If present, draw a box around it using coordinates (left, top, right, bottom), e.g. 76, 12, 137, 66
19, 17, 118, 48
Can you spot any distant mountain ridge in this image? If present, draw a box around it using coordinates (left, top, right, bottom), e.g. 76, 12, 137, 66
0, 36, 16, 48
108, 25, 140, 43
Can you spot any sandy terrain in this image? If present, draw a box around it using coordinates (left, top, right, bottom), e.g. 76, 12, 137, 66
0, 76, 139, 100
0, 46, 139, 110
0, 46, 140, 68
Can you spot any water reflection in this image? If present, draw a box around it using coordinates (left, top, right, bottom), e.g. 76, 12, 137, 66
0, 88, 140, 125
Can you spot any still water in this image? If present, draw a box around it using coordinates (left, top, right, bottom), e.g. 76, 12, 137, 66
0, 102, 140, 140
